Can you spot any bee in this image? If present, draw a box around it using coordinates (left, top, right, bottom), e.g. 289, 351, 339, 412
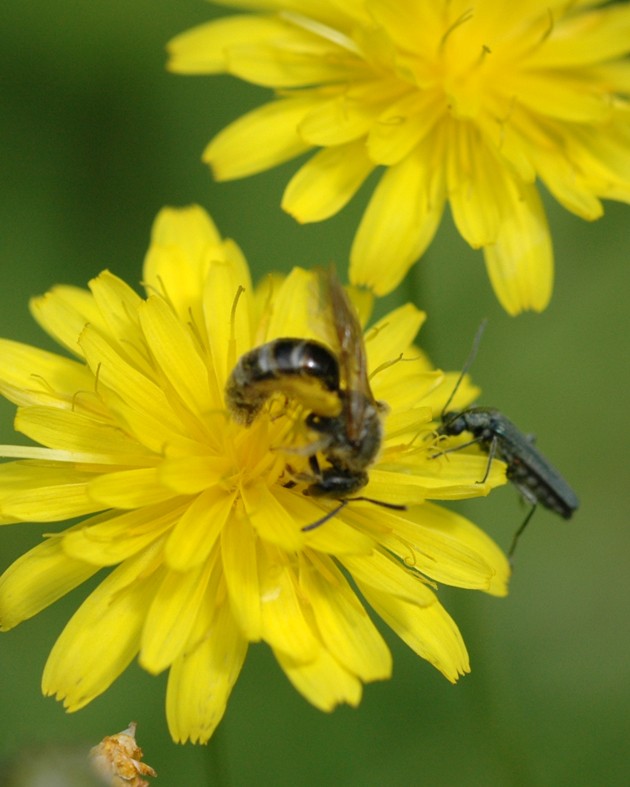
225, 338, 340, 426
435, 322, 579, 555
302, 268, 385, 500
225, 269, 398, 526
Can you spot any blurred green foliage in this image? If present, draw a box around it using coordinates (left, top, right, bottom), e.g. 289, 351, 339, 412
1, 2, 628, 785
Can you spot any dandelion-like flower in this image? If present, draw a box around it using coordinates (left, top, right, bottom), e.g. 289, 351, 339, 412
0, 205, 508, 744
168, 1, 630, 314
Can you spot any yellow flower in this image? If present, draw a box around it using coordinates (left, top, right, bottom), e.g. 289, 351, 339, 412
168, 1, 630, 314
0, 205, 508, 744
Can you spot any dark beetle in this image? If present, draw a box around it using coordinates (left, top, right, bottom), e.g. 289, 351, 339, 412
435, 321, 579, 554
439, 407, 579, 519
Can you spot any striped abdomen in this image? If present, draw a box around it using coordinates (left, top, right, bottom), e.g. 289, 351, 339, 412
225, 339, 340, 425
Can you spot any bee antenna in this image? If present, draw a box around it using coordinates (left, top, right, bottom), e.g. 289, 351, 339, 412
440, 318, 488, 420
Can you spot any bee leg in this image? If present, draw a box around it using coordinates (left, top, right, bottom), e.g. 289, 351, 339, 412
285, 455, 325, 487
309, 454, 321, 478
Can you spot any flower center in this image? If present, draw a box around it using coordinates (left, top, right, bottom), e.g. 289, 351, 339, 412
433, 11, 497, 120
222, 402, 311, 493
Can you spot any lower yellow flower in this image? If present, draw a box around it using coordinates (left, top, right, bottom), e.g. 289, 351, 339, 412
0, 206, 508, 744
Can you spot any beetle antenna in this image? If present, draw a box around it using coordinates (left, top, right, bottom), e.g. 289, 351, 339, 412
440, 318, 488, 420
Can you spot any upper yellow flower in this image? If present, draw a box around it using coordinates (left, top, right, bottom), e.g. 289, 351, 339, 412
0, 205, 508, 744
168, 1, 630, 314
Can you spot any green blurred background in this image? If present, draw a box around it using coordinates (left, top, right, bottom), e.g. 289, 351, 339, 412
1, 2, 628, 785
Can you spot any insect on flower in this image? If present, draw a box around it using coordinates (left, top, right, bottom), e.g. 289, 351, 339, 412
225, 269, 402, 528
434, 322, 579, 555
225, 337, 341, 426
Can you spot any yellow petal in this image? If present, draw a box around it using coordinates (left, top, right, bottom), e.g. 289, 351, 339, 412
282, 141, 374, 222
341, 547, 436, 605
221, 513, 262, 640
14, 406, 150, 463
263, 267, 320, 341
88, 271, 147, 371
143, 205, 222, 326
529, 5, 630, 67
513, 71, 613, 123
0, 535, 98, 629
298, 82, 394, 146
361, 585, 470, 683
368, 451, 505, 503
165, 488, 236, 571
241, 483, 304, 551
88, 468, 174, 508
368, 91, 444, 166
166, 594, 247, 744
158, 453, 233, 496
0, 462, 98, 522
257, 542, 319, 660
0, 339, 92, 409
62, 502, 183, 566
300, 554, 392, 681
447, 123, 511, 248
422, 371, 480, 418
203, 259, 253, 388
167, 15, 291, 74
139, 296, 215, 418
205, 98, 313, 180
377, 503, 510, 596
42, 544, 164, 710
483, 182, 553, 315
273, 486, 376, 555
350, 145, 445, 295
78, 324, 185, 449
30, 285, 102, 358
275, 645, 362, 711
365, 303, 425, 372
226, 30, 365, 88
375, 366, 440, 413
564, 116, 630, 197
140, 555, 215, 674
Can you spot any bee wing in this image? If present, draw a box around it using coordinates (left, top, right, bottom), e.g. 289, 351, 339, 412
324, 267, 375, 441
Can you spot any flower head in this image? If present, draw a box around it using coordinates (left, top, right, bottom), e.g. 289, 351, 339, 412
168, 1, 630, 314
0, 206, 508, 743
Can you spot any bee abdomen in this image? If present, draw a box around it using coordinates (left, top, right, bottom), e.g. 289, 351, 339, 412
225, 339, 340, 425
